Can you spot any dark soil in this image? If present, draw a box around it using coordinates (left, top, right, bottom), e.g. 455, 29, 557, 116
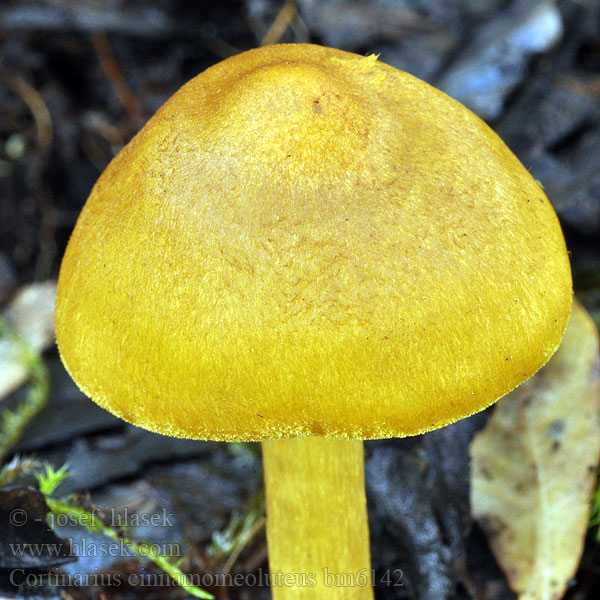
1, 1, 599, 599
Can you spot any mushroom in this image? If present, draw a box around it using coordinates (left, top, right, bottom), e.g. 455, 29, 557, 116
55, 44, 572, 598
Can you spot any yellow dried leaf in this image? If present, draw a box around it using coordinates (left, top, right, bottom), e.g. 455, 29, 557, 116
471, 300, 600, 600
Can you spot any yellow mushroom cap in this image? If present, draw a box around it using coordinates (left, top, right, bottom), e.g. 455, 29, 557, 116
55, 44, 572, 441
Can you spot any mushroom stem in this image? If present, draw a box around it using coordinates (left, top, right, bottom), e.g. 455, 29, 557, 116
262, 437, 373, 598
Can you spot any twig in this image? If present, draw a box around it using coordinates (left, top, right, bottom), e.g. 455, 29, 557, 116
559, 73, 600, 98
261, 0, 298, 46
6, 76, 53, 149
91, 32, 143, 118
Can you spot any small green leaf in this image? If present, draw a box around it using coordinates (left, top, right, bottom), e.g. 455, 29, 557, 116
36, 462, 71, 495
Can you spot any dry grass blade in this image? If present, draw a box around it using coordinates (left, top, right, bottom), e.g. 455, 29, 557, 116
91, 32, 143, 119
5, 76, 53, 149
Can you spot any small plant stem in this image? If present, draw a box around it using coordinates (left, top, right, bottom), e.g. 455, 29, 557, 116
46, 497, 214, 600
0, 318, 49, 463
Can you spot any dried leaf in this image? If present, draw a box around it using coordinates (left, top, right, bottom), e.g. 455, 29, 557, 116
0, 281, 57, 400
471, 300, 600, 600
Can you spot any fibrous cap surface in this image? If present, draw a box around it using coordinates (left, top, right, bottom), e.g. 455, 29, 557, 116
56, 44, 573, 441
